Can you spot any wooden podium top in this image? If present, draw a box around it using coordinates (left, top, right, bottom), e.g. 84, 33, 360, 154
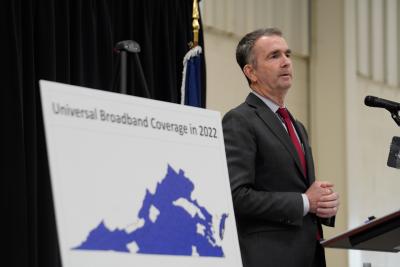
321, 209, 400, 252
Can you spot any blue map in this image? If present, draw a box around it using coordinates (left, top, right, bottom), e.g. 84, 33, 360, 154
73, 165, 228, 257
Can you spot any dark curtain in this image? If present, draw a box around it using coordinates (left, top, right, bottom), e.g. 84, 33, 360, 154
1, 1, 205, 266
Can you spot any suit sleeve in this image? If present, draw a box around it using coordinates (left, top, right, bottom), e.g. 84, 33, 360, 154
223, 109, 304, 227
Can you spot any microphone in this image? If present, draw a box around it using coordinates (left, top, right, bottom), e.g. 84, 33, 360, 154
115, 40, 141, 53
364, 95, 400, 111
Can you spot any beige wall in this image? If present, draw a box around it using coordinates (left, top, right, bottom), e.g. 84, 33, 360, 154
345, 0, 400, 266
347, 77, 400, 267
204, 29, 248, 115
345, 1, 400, 265
310, 0, 347, 266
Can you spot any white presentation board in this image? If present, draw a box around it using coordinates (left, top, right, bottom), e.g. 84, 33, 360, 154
39, 80, 242, 267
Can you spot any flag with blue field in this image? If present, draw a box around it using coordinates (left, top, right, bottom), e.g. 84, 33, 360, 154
181, 46, 202, 107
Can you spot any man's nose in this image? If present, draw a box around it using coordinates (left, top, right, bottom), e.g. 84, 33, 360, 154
281, 55, 291, 67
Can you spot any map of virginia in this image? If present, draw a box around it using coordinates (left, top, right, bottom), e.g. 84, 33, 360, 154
73, 165, 228, 257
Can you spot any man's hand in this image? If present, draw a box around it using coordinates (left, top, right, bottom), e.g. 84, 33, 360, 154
316, 183, 340, 218
305, 181, 335, 214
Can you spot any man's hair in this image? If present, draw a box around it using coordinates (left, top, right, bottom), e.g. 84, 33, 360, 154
236, 27, 283, 85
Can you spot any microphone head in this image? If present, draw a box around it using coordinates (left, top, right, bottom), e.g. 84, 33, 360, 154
364, 95, 377, 107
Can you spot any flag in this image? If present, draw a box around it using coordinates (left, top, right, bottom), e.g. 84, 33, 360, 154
180, 46, 202, 107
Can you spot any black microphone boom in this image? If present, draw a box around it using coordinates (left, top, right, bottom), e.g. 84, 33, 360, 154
364, 95, 400, 111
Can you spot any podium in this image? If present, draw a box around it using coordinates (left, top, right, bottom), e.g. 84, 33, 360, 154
321, 210, 400, 252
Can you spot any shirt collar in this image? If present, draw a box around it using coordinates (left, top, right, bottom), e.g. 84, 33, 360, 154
251, 91, 284, 113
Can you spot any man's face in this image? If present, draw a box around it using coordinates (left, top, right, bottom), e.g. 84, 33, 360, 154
247, 35, 293, 94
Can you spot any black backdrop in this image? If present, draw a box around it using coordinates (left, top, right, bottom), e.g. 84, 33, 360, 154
1, 1, 205, 266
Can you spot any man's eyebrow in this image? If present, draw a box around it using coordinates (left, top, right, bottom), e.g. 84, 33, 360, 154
267, 49, 291, 57
267, 49, 280, 57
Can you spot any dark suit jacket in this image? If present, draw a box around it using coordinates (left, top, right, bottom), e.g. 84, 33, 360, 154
222, 93, 334, 267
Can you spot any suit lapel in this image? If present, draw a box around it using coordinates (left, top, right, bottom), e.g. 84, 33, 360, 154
245, 94, 306, 181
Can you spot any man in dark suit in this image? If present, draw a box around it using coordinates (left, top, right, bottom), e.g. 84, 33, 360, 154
222, 28, 339, 267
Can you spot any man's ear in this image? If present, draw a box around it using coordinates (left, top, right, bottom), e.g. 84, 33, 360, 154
243, 64, 256, 83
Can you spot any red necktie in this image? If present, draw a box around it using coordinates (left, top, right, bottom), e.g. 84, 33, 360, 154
277, 107, 307, 177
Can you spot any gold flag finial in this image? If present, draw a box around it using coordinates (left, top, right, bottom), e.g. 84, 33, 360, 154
192, 0, 200, 47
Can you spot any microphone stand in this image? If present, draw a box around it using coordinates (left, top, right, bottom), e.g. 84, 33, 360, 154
389, 110, 400, 127
133, 53, 150, 98
114, 40, 151, 98
120, 50, 127, 94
